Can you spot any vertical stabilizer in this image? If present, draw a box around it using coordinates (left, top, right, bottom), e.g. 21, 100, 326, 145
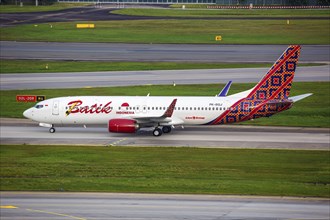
247, 45, 301, 100
206, 45, 302, 125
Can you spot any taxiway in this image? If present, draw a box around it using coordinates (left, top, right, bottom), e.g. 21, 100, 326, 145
1, 42, 329, 62
1, 118, 328, 150
1, 65, 329, 90
1, 192, 329, 220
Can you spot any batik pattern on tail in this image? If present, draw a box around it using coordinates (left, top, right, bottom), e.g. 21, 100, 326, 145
207, 45, 300, 125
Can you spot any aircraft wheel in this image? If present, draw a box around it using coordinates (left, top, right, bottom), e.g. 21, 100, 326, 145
49, 127, 56, 133
153, 128, 162, 137
162, 126, 172, 133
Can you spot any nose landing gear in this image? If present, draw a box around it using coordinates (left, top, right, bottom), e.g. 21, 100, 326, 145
49, 127, 56, 133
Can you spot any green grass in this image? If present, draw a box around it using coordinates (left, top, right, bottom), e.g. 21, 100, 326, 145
1, 19, 329, 44
0, 3, 91, 13
1, 82, 329, 127
0, 60, 323, 74
0, 60, 274, 74
112, 8, 330, 18
1, 145, 329, 197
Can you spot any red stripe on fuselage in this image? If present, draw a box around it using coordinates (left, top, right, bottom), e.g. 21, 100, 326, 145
240, 74, 294, 121
210, 98, 244, 125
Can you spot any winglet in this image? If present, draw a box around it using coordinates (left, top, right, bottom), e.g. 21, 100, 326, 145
218, 81, 232, 97
162, 99, 177, 117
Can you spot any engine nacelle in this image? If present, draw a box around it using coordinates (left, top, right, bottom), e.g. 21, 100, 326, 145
108, 119, 139, 133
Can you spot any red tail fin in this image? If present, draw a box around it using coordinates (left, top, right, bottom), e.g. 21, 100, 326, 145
247, 45, 301, 100
162, 99, 177, 117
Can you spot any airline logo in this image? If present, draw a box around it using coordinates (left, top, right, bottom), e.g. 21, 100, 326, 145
66, 100, 112, 116
116, 102, 134, 115
185, 116, 205, 120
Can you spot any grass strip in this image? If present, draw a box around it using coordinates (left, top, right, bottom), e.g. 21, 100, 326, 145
1, 19, 329, 44
0, 60, 323, 74
0, 61, 274, 74
112, 8, 330, 18
1, 82, 328, 127
1, 145, 329, 197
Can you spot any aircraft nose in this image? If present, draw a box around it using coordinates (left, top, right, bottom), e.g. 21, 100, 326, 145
23, 108, 33, 119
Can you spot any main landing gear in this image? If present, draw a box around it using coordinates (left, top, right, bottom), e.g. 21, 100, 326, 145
152, 126, 172, 137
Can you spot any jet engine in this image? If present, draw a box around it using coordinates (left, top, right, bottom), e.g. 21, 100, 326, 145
108, 119, 139, 133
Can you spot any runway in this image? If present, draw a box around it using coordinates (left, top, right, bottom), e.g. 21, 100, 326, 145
1, 65, 329, 90
1, 118, 328, 150
1, 42, 329, 62
1, 192, 329, 220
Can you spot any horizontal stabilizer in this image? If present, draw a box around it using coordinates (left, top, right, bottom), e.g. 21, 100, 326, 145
289, 93, 313, 102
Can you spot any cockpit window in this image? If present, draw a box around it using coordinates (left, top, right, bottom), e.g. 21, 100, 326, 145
35, 105, 44, 109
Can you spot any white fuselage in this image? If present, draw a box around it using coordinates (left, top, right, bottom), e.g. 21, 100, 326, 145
23, 96, 238, 126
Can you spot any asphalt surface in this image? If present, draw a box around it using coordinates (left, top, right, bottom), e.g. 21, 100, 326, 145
1, 42, 329, 62
1, 118, 329, 150
1, 7, 328, 27
0, 7, 153, 27
1, 192, 329, 220
1, 65, 329, 90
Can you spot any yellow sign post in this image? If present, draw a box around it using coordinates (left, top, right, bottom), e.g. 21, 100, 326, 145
215, 36, 222, 41
76, 24, 95, 29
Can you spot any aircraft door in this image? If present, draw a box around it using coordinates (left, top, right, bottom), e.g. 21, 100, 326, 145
52, 100, 59, 115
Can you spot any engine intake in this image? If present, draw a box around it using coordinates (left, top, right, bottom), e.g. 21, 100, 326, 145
108, 119, 139, 133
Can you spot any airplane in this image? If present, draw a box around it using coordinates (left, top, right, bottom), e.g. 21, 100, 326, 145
23, 45, 312, 137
